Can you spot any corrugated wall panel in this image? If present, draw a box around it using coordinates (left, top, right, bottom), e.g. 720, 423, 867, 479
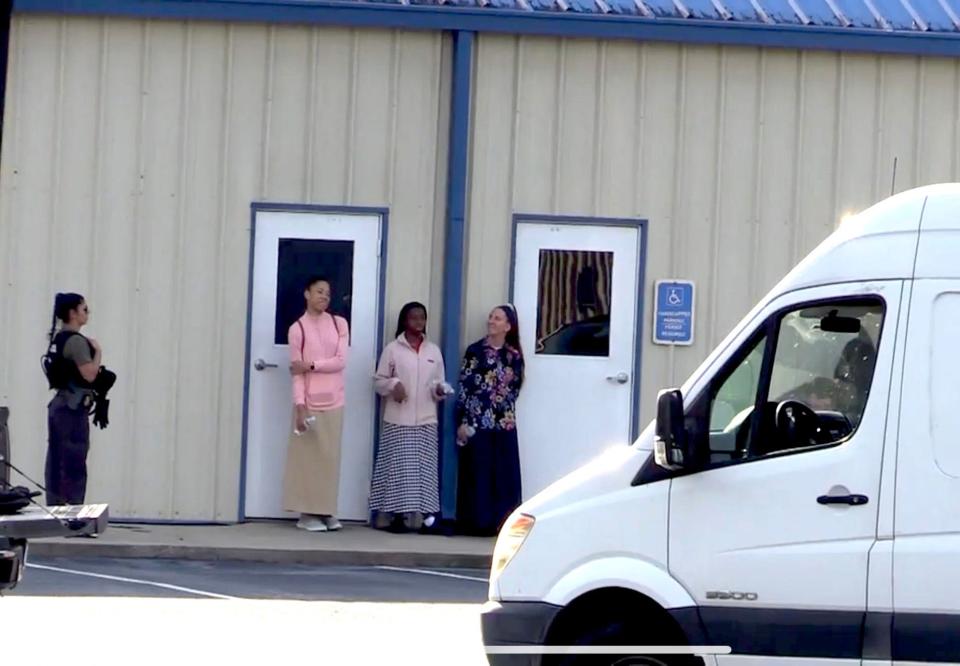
0, 16, 450, 520
469, 34, 960, 428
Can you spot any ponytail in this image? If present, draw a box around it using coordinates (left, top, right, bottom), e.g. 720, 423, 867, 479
47, 293, 61, 342
48, 292, 85, 341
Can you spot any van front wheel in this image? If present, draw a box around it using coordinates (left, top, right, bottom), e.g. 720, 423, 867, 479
544, 614, 703, 666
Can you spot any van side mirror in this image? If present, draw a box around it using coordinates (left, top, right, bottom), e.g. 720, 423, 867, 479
654, 389, 689, 471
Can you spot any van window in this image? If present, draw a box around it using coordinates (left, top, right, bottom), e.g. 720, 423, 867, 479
702, 299, 883, 464
706, 334, 766, 463
932, 293, 960, 478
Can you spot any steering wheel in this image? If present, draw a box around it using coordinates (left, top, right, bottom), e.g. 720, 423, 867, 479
775, 400, 820, 449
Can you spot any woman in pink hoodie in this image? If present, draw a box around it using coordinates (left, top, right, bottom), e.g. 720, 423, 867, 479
284, 276, 349, 533
370, 302, 449, 532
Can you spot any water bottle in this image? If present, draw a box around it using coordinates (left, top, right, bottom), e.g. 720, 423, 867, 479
430, 379, 456, 396
294, 415, 317, 436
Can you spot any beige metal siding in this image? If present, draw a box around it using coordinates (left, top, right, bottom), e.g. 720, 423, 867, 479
0, 15, 450, 520
468, 34, 960, 427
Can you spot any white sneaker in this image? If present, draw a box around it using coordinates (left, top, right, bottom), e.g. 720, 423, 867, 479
296, 516, 328, 532
322, 516, 342, 531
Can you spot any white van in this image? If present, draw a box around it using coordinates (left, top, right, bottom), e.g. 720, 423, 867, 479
481, 183, 960, 666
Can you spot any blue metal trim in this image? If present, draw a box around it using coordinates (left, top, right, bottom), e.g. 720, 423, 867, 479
0, 0, 11, 160
240, 202, 390, 522
13, 0, 960, 57
635, 218, 649, 440
509, 213, 648, 443
439, 30, 474, 522
238, 205, 258, 521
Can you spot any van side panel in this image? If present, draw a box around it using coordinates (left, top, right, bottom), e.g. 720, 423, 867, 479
893, 279, 960, 663
913, 193, 960, 280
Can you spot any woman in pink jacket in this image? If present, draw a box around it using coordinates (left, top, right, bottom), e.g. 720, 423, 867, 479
284, 276, 349, 533
370, 301, 450, 532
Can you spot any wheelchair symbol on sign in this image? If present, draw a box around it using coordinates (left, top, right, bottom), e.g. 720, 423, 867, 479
667, 288, 683, 307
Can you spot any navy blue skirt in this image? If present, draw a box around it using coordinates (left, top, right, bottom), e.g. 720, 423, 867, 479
456, 428, 522, 537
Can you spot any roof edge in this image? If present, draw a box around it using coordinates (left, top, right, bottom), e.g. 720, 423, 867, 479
13, 0, 960, 56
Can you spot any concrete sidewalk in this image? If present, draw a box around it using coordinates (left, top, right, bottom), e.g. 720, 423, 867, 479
26, 519, 495, 569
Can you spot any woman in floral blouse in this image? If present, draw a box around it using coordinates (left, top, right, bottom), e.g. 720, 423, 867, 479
454, 304, 525, 536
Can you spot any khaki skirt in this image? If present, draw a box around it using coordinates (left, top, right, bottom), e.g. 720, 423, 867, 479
282, 407, 343, 516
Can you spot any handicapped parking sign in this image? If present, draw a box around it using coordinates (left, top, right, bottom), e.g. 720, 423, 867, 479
653, 280, 695, 345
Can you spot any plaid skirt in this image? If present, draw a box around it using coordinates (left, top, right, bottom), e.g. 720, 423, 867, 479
369, 422, 440, 514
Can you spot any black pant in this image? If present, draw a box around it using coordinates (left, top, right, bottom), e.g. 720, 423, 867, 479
45, 396, 90, 506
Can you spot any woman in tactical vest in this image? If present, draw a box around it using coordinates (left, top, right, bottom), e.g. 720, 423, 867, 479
45, 292, 101, 506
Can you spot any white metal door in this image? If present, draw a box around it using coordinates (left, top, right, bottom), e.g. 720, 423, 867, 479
668, 281, 902, 665
512, 220, 641, 500
244, 210, 381, 521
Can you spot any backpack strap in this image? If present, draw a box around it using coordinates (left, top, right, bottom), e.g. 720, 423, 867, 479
296, 319, 305, 358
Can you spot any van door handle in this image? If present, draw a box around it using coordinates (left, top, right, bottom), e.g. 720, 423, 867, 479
817, 494, 869, 506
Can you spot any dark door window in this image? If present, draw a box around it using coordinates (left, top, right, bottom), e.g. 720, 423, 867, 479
274, 239, 354, 345
535, 249, 614, 357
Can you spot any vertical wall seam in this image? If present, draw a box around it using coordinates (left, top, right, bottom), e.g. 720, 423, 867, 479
552, 38, 565, 214
48, 17, 65, 295
212, 23, 234, 520
591, 40, 605, 216
346, 29, 359, 203
90, 18, 108, 304
666, 45, 688, 384
259, 25, 275, 200
913, 56, 923, 188
632, 43, 647, 220
386, 30, 400, 204
124, 19, 151, 514
2, 15, 23, 401
168, 22, 193, 518
429, 32, 447, 326
873, 59, 886, 201
749, 49, 766, 304
830, 54, 845, 225
508, 35, 522, 259
790, 51, 806, 265
707, 47, 726, 349
305, 27, 318, 202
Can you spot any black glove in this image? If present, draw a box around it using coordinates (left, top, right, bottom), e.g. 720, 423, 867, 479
93, 397, 110, 430
90, 367, 117, 430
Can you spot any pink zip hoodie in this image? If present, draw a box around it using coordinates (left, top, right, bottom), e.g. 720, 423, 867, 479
288, 311, 349, 411
374, 333, 447, 426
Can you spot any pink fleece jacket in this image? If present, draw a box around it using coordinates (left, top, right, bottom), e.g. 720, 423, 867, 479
288, 311, 349, 411
374, 333, 447, 426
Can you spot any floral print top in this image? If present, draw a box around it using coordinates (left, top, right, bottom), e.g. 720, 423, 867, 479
456, 339, 525, 432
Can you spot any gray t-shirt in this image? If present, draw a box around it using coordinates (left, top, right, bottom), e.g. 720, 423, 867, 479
58, 334, 94, 409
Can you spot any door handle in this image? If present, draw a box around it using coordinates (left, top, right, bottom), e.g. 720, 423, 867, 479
606, 372, 629, 384
254, 359, 279, 372
817, 493, 869, 506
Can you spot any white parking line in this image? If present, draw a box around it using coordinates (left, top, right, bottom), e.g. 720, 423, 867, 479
26, 563, 240, 600
376, 565, 489, 583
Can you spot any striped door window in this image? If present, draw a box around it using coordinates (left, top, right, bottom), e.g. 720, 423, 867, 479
535, 249, 613, 357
